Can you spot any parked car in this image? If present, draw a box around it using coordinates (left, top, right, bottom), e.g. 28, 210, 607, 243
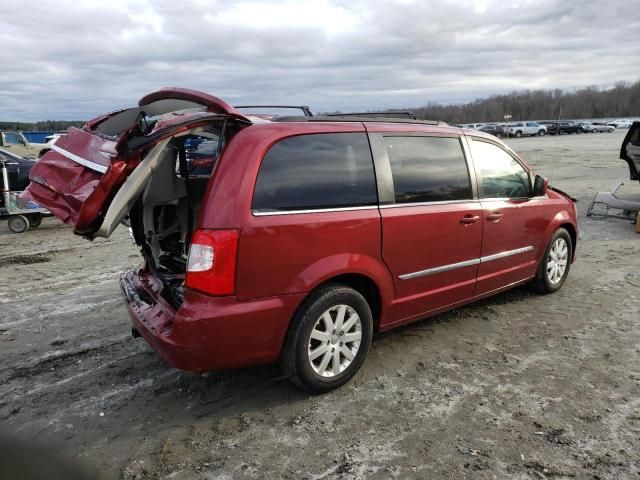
505, 122, 547, 137
581, 122, 614, 133
542, 121, 583, 135
477, 124, 507, 138
459, 123, 486, 130
608, 119, 633, 129
0, 131, 49, 159
24, 88, 578, 393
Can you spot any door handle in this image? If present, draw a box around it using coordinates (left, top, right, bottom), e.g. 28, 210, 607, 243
460, 215, 480, 225
486, 212, 504, 221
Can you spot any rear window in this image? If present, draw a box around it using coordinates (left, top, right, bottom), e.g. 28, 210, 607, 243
384, 136, 472, 203
252, 133, 377, 212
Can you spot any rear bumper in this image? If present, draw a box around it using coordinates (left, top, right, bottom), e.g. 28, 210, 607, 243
120, 270, 305, 372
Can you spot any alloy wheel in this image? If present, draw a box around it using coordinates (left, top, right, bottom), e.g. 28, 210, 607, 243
546, 237, 568, 285
308, 304, 362, 377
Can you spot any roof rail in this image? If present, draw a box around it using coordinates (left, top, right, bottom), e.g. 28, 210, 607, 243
235, 105, 313, 117
325, 111, 417, 120
272, 115, 442, 126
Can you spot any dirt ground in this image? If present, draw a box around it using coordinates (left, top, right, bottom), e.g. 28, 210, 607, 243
1, 130, 639, 479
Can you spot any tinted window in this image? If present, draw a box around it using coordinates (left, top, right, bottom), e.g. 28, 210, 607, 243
385, 136, 472, 203
470, 139, 531, 198
252, 133, 377, 212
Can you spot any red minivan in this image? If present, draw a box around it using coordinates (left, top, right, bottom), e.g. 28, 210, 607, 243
25, 88, 578, 392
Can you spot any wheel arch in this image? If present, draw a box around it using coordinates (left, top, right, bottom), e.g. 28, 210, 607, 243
539, 212, 577, 264
286, 268, 391, 337
314, 273, 383, 331
559, 222, 577, 262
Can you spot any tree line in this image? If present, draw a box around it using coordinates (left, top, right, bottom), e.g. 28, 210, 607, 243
2, 79, 639, 129
409, 80, 640, 124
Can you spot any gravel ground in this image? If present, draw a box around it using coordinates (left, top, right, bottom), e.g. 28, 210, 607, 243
1, 129, 639, 479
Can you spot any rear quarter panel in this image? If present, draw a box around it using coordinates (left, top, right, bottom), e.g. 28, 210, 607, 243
235, 209, 393, 302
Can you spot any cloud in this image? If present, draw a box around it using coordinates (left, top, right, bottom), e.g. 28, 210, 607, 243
0, 0, 638, 120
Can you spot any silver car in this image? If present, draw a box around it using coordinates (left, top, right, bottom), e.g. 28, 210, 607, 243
582, 122, 614, 133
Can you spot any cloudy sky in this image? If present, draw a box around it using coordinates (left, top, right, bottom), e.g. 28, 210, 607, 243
1, 0, 638, 121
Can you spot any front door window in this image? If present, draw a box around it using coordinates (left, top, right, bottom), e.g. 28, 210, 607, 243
469, 140, 531, 199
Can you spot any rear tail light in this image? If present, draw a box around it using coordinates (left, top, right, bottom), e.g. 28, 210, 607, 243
186, 229, 239, 296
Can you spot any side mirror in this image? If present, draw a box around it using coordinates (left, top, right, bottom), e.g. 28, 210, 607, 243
533, 175, 548, 196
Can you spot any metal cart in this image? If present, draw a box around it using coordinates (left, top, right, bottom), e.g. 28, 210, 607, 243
1, 152, 49, 233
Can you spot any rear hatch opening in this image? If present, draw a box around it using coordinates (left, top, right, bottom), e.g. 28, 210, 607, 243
128, 122, 231, 309
23, 88, 254, 311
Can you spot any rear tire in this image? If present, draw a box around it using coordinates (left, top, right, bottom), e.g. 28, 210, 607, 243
515, 131, 522, 138
28, 213, 42, 228
533, 228, 572, 294
280, 284, 373, 393
8, 215, 29, 234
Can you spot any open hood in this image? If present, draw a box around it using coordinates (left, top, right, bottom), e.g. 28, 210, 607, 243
24, 88, 251, 239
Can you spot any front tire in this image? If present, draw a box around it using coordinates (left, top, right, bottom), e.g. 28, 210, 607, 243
515, 131, 522, 138
538, 130, 546, 136
280, 284, 373, 393
533, 228, 572, 294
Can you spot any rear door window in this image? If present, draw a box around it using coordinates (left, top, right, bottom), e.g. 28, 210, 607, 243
384, 136, 472, 203
469, 139, 531, 198
252, 133, 377, 212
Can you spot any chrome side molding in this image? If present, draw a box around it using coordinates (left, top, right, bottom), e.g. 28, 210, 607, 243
480, 246, 534, 263
399, 258, 480, 280
399, 246, 534, 280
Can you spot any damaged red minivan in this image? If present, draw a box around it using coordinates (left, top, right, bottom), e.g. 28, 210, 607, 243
25, 88, 578, 392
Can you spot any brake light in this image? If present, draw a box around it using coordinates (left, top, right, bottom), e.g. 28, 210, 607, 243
186, 229, 239, 296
